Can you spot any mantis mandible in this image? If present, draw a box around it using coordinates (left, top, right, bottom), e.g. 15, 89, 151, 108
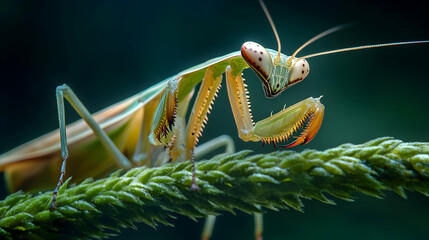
0, 0, 428, 239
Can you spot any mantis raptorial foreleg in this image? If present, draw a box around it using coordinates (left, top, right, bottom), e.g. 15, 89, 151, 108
184, 66, 223, 190
51, 84, 132, 210
226, 64, 324, 148
225, 65, 255, 141
148, 66, 225, 189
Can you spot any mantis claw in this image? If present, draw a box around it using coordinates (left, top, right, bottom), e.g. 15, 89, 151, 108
252, 97, 324, 147
281, 101, 324, 148
281, 136, 305, 148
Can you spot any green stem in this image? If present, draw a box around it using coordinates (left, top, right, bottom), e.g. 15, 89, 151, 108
0, 137, 428, 239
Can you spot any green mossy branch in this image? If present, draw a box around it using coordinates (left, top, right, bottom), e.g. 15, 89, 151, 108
1, 137, 429, 239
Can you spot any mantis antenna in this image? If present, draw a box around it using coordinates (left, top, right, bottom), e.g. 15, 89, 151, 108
286, 24, 352, 69
259, 0, 282, 65
298, 40, 429, 60
258, 0, 428, 68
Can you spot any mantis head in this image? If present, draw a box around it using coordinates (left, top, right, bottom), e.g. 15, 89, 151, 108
241, 41, 309, 98
240, 0, 312, 98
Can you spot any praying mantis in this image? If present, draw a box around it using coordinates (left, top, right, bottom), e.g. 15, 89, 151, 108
0, 0, 428, 239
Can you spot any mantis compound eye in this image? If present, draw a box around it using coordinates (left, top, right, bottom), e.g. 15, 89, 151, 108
289, 58, 310, 85
241, 41, 274, 82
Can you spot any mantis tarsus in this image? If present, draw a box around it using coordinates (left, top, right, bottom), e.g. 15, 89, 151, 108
0, 0, 428, 240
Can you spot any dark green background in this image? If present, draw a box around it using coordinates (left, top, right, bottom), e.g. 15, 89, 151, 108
1, 0, 428, 239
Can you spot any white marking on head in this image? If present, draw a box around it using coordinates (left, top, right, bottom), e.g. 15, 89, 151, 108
241, 41, 273, 81
289, 58, 310, 84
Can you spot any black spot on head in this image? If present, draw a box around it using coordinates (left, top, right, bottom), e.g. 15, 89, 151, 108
254, 50, 257, 53
302, 64, 305, 67
302, 70, 304, 74
260, 51, 263, 54
259, 57, 262, 61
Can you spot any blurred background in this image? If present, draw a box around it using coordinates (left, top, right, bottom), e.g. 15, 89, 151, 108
1, 0, 428, 239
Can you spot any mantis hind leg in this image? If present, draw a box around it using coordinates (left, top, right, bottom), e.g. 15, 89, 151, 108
50, 84, 131, 210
